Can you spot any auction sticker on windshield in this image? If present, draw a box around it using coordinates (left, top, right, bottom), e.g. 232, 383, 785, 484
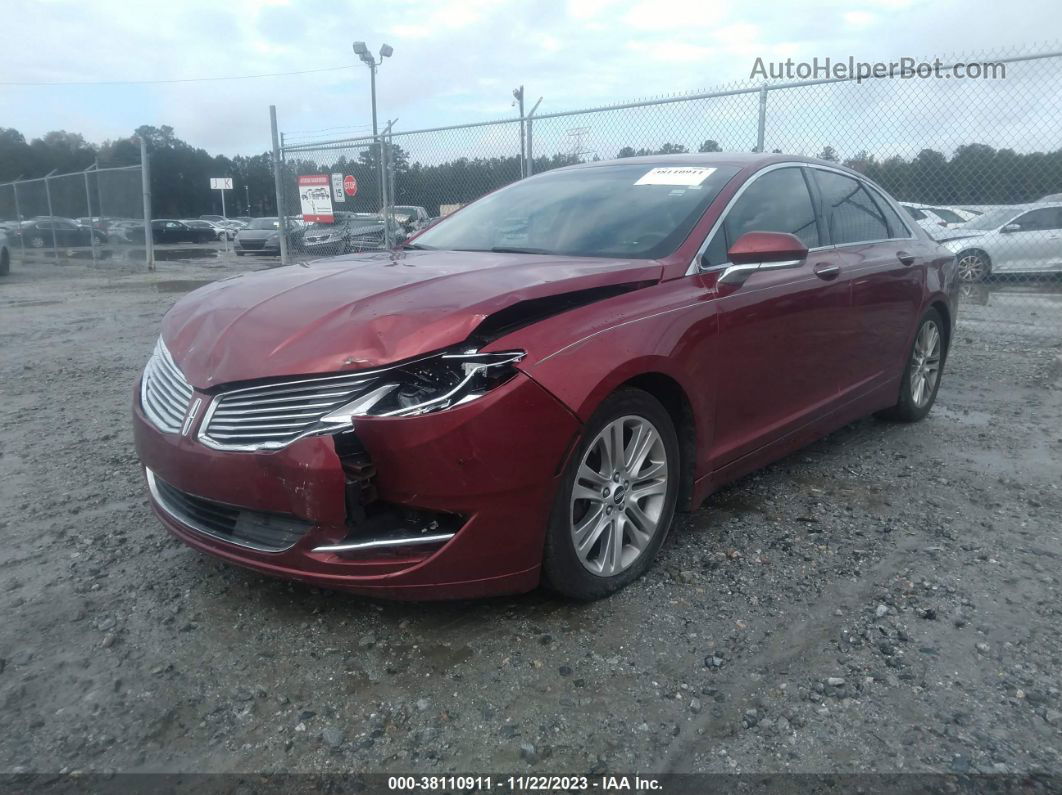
635, 167, 716, 186
298, 174, 334, 223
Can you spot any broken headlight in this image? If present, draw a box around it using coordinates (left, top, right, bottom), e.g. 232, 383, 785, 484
320, 350, 525, 421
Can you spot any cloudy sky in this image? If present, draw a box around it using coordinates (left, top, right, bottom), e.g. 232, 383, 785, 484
2, 0, 1060, 159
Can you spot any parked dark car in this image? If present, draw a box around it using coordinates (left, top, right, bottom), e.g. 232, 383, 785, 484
16, 217, 106, 248
134, 153, 958, 601
119, 220, 217, 245
298, 213, 400, 256
234, 217, 284, 256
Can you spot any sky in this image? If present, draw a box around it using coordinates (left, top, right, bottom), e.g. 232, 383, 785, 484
2, 0, 1061, 160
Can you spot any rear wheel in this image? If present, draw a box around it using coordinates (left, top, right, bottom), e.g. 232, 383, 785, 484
29, 235, 45, 249
542, 388, 680, 600
956, 250, 990, 282
877, 308, 945, 423
0, 248, 9, 275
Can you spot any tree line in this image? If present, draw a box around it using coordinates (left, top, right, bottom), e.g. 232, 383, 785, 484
2, 124, 1061, 220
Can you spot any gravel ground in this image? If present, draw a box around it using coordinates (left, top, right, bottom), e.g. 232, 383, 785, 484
1, 257, 1061, 776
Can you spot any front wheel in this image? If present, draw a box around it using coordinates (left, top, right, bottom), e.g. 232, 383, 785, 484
542, 388, 680, 600
877, 308, 946, 423
956, 250, 990, 282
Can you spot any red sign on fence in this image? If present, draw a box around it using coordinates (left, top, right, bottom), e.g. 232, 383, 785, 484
297, 174, 334, 223
343, 175, 358, 197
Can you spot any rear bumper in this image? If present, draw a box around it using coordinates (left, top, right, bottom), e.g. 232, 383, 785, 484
133, 372, 581, 599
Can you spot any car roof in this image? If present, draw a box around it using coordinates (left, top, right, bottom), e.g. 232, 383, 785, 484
553, 151, 864, 175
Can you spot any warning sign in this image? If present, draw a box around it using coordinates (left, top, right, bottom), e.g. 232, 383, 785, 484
298, 175, 334, 223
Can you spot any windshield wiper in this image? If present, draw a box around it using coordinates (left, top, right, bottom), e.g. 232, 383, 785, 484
487, 246, 554, 255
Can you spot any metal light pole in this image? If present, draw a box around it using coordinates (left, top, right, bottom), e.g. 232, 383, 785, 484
513, 86, 525, 178
244, 184, 250, 215
140, 136, 155, 271
352, 40, 393, 247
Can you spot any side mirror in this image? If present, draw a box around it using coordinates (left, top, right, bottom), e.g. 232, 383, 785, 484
717, 231, 808, 286
1001, 223, 1021, 233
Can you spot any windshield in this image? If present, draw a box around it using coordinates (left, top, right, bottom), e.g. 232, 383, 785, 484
412, 163, 740, 258
960, 207, 1020, 231
248, 218, 279, 230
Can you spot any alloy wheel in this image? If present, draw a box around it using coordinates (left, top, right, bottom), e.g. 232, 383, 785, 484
569, 415, 669, 576
957, 253, 988, 282
910, 320, 942, 408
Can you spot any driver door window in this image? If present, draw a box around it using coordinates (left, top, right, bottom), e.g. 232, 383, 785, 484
703, 167, 819, 267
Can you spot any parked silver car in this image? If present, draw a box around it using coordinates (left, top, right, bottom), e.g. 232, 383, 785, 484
940, 203, 1062, 281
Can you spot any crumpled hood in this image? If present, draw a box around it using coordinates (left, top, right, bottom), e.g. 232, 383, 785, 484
162, 249, 662, 388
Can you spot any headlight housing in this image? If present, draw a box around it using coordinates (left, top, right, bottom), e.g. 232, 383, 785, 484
321, 350, 526, 421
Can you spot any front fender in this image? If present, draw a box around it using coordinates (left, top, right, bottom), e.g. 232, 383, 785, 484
505, 277, 720, 481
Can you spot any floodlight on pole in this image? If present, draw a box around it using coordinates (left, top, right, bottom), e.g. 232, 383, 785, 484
352, 40, 395, 245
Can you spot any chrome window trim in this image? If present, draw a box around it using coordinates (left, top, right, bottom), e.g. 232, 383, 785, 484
686, 162, 916, 277
145, 468, 298, 554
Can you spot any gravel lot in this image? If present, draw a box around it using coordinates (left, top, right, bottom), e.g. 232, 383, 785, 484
2, 256, 1061, 777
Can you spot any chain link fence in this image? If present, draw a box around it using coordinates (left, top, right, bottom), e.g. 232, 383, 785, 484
0, 163, 148, 269
275, 44, 1062, 340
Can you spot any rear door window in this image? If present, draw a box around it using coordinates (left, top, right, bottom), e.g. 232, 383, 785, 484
814, 170, 890, 245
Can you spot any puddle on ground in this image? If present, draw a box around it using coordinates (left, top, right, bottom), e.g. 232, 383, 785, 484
155, 247, 225, 261
154, 280, 214, 293
933, 405, 992, 426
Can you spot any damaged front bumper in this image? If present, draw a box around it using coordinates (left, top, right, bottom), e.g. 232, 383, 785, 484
133, 371, 581, 599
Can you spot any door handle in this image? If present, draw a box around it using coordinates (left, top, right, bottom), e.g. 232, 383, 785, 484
813, 262, 840, 280
897, 251, 915, 266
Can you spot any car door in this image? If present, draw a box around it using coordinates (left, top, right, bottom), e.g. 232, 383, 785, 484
991, 208, 1058, 272
811, 170, 924, 396
702, 165, 851, 467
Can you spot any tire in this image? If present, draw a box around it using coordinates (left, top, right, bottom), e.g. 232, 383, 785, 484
29, 236, 45, 249
0, 248, 9, 276
542, 387, 680, 600
956, 249, 990, 282
877, 307, 946, 423
235, 251, 245, 257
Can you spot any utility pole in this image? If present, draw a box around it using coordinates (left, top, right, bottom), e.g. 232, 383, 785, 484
140, 137, 154, 271
513, 86, 526, 178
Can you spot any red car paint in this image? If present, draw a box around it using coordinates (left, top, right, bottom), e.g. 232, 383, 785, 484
134, 153, 958, 599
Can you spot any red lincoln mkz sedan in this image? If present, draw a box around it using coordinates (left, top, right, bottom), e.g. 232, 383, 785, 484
134, 153, 958, 600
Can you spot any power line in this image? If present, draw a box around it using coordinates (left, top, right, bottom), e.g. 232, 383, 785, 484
0, 64, 356, 87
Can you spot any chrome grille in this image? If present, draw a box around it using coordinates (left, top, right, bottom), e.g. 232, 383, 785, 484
141, 338, 194, 434
200, 372, 386, 451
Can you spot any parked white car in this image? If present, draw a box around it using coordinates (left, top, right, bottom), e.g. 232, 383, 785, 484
899, 202, 966, 238
939, 203, 1062, 281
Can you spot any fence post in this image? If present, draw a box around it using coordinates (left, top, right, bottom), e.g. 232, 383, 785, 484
11, 182, 25, 260
94, 159, 105, 223
755, 83, 768, 153
269, 105, 289, 266
526, 97, 542, 177
140, 137, 155, 271
44, 171, 59, 259
83, 165, 98, 267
